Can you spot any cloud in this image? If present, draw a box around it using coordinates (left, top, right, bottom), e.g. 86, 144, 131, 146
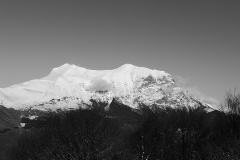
173, 75, 189, 85
173, 75, 220, 107
87, 79, 113, 91
205, 97, 220, 107
185, 87, 220, 107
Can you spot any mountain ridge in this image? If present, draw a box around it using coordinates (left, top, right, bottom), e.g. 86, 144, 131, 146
0, 64, 216, 111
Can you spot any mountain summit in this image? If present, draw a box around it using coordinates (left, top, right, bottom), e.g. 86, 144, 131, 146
0, 64, 215, 111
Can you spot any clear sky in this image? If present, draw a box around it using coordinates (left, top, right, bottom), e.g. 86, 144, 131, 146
0, 1, 239, 106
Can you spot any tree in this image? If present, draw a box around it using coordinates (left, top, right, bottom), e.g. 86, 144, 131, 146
10, 109, 122, 160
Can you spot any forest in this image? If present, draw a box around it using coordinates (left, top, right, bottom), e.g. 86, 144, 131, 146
7, 91, 240, 160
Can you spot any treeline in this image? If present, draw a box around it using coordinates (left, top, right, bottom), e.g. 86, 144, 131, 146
9, 91, 240, 160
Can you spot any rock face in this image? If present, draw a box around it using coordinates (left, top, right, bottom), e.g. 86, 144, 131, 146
0, 64, 215, 111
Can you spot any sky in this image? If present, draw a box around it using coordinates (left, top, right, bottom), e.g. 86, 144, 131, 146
0, 1, 240, 106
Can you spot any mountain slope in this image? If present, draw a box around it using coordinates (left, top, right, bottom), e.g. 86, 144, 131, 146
0, 64, 215, 111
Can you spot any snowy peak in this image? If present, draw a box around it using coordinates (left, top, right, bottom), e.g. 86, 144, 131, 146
44, 63, 86, 81
0, 64, 214, 111
44, 63, 170, 83
117, 64, 170, 78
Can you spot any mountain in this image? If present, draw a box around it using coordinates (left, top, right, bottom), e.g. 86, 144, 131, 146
0, 63, 216, 112
0, 63, 218, 159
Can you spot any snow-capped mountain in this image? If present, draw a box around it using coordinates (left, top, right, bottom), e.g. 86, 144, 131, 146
0, 63, 215, 111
